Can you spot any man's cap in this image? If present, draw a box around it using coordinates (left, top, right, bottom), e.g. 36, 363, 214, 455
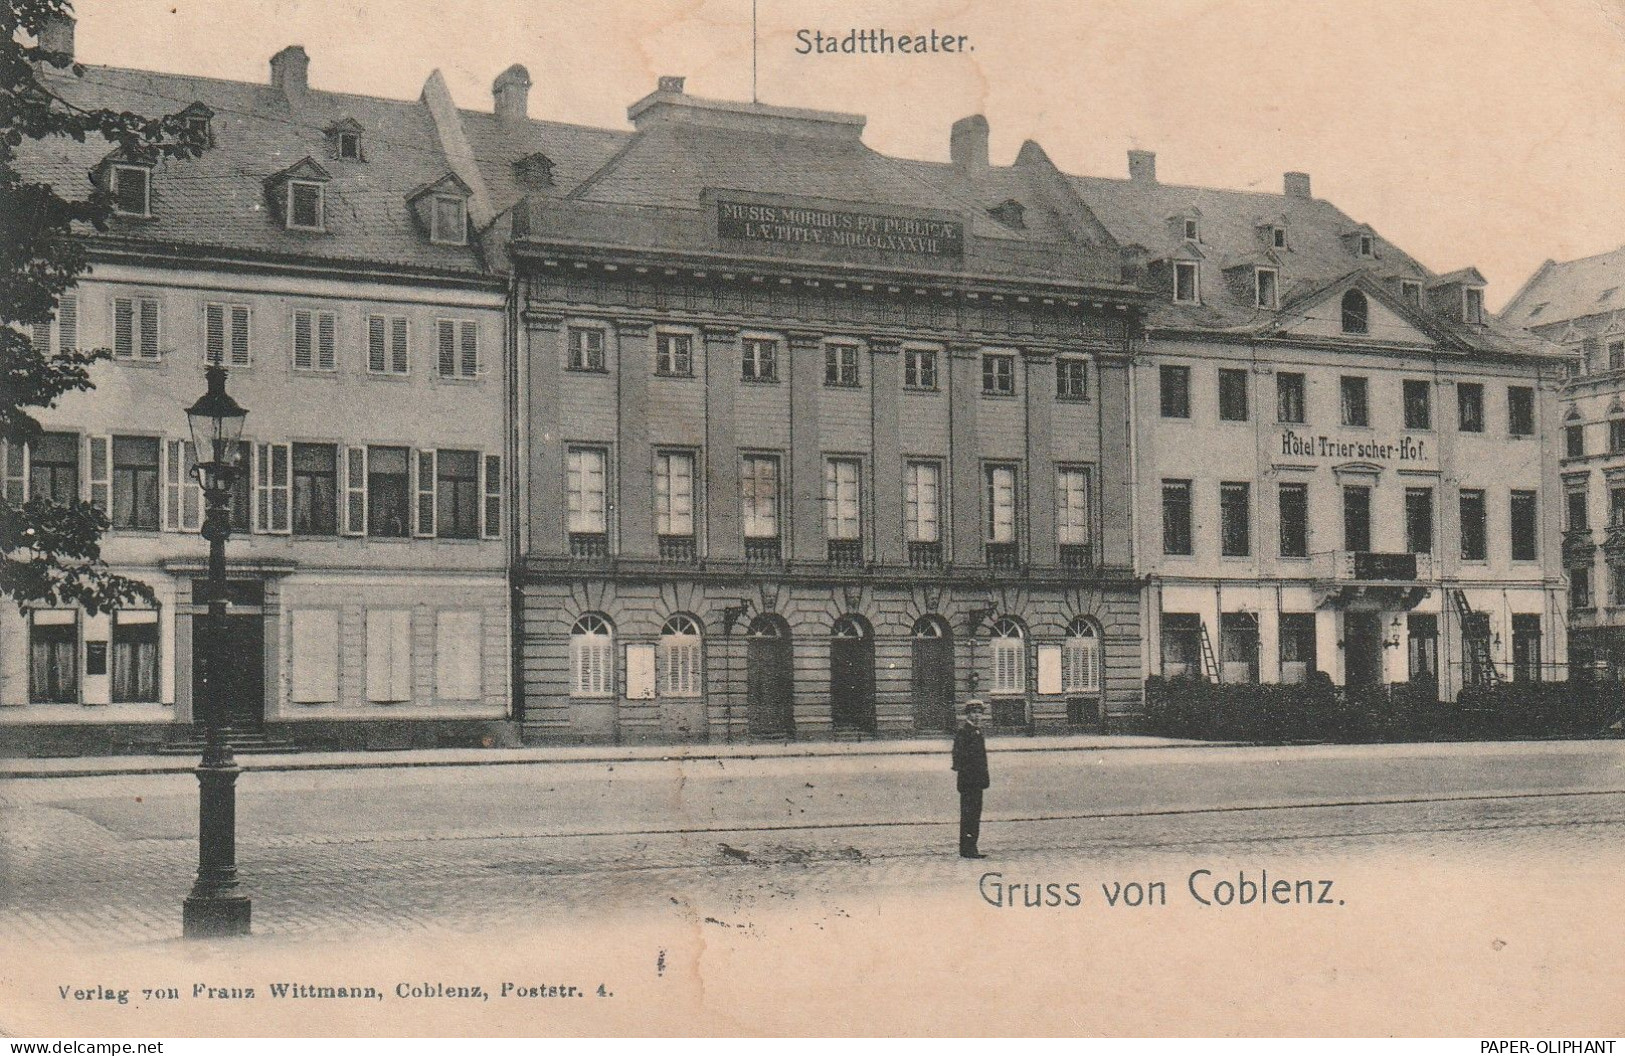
964, 701, 985, 714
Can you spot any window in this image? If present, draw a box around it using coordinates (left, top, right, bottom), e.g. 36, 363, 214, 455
1611, 341, 1625, 371
289, 609, 339, 703
1162, 479, 1193, 556
110, 436, 159, 530
1511, 614, 1542, 682
904, 460, 942, 544
825, 344, 860, 387
1279, 482, 1308, 558
28, 432, 78, 504
1159, 613, 1201, 680
438, 319, 478, 378
1358, 235, 1374, 258
1567, 425, 1584, 458
1061, 618, 1101, 693
1219, 612, 1260, 684
985, 465, 1017, 544
566, 447, 608, 535
1570, 567, 1593, 610
1340, 289, 1369, 334
988, 617, 1025, 695
1056, 358, 1089, 400
292, 443, 337, 536
366, 445, 410, 538
204, 303, 251, 367
430, 195, 467, 245
1610, 485, 1625, 528
569, 614, 614, 696
1508, 386, 1535, 436
1276, 372, 1306, 424
1218, 368, 1249, 422
1460, 489, 1487, 561
1279, 613, 1318, 685
1612, 420, 1625, 455
365, 609, 413, 702
1174, 262, 1199, 303
904, 348, 938, 390
436, 449, 481, 539
1160, 365, 1191, 418
29, 612, 77, 703
1401, 280, 1422, 308
1566, 488, 1589, 532
1340, 376, 1369, 427
1403, 379, 1431, 430
1458, 383, 1485, 432
1272, 226, 1288, 249
660, 615, 703, 698
738, 454, 782, 543
1510, 490, 1538, 561
742, 338, 778, 382
112, 296, 160, 360
1184, 218, 1199, 241
982, 353, 1015, 395
824, 458, 861, 541
566, 327, 605, 371
111, 165, 151, 216
1219, 482, 1250, 557
655, 451, 696, 538
656, 332, 692, 377
1342, 485, 1371, 552
1255, 268, 1279, 309
367, 314, 409, 375
292, 308, 337, 371
287, 180, 325, 231
1057, 467, 1092, 549
111, 610, 158, 702
337, 131, 362, 161
1464, 287, 1485, 324
1406, 487, 1434, 555
435, 610, 483, 700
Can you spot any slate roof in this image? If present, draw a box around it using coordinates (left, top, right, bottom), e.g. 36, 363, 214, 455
1501, 245, 1625, 335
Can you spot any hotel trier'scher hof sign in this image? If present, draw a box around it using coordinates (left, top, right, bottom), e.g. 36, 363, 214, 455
717, 199, 965, 258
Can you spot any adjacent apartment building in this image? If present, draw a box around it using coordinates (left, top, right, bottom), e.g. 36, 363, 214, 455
2, 23, 514, 751
1502, 244, 1625, 676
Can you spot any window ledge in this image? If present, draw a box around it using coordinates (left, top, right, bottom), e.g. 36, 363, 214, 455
742, 376, 781, 385
981, 391, 1018, 399
566, 366, 610, 375
654, 371, 695, 380
1056, 395, 1092, 404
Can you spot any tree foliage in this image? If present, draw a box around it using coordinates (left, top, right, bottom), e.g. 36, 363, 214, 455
1, 0, 206, 612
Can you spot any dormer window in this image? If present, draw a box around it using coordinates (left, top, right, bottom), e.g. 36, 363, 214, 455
111, 164, 151, 217
1255, 268, 1279, 309
988, 199, 1026, 230
1341, 289, 1369, 334
1184, 218, 1200, 241
288, 180, 325, 231
515, 152, 555, 190
1174, 262, 1199, 304
1401, 279, 1423, 308
1359, 235, 1374, 257
1272, 226, 1287, 249
325, 118, 365, 162
180, 102, 215, 147
430, 194, 467, 245
1464, 287, 1485, 324
338, 132, 361, 160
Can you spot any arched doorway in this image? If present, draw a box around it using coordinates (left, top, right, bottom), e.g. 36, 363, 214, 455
829, 614, 875, 732
746, 613, 793, 735
911, 615, 955, 732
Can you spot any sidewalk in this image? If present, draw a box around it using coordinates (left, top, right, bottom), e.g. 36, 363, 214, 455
0, 731, 1221, 779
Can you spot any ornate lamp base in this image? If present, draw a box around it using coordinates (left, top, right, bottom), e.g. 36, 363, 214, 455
182, 894, 252, 937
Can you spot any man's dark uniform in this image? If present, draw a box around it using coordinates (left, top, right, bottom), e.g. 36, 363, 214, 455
952, 709, 990, 858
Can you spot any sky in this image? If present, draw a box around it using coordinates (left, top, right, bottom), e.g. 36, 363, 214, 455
65, 0, 1625, 309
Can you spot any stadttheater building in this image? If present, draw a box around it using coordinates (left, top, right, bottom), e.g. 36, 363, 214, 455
509, 81, 1152, 741
1095, 156, 1569, 697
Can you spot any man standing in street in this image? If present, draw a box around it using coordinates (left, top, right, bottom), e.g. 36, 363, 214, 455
953, 701, 990, 858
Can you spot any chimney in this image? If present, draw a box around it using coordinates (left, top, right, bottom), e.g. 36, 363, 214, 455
493, 64, 531, 124
1284, 171, 1312, 198
38, 13, 74, 58
950, 114, 989, 171
658, 75, 686, 94
270, 45, 309, 102
1128, 149, 1157, 184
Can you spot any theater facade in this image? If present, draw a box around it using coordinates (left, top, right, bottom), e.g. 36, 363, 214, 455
509, 83, 1152, 741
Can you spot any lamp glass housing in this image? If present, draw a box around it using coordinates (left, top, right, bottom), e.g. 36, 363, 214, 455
185, 365, 248, 476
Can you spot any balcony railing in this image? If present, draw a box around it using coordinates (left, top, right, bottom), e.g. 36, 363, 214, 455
744, 537, 782, 565
907, 541, 943, 569
1058, 544, 1094, 572
1311, 550, 1431, 582
569, 532, 609, 559
985, 542, 1020, 570
827, 539, 864, 567
658, 535, 697, 563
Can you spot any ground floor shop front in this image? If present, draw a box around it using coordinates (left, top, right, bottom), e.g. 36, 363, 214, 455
516, 570, 1144, 743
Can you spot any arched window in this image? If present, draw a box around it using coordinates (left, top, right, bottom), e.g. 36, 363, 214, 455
1341, 289, 1369, 335
832, 615, 868, 639
569, 614, 614, 697
988, 617, 1026, 694
1062, 617, 1102, 693
912, 615, 949, 639
659, 615, 702, 698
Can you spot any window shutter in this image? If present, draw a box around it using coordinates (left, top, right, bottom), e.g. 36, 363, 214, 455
438, 320, 455, 376
413, 448, 437, 537
343, 446, 367, 535
2, 440, 27, 502
204, 304, 225, 365
434, 610, 482, 699
459, 321, 478, 377
31, 322, 51, 354
86, 436, 111, 513
366, 609, 412, 702
481, 453, 501, 539
367, 315, 386, 373
230, 305, 250, 366
113, 297, 134, 358
391, 316, 408, 374
253, 442, 291, 534
163, 439, 181, 530
290, 610, 339, 703
317, 312, 336, 370
58, 295, 77, 352
138, 298, 160, 358
293, 310, 313, 370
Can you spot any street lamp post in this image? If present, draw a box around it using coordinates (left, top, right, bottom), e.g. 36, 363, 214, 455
181, 363, 251, 939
